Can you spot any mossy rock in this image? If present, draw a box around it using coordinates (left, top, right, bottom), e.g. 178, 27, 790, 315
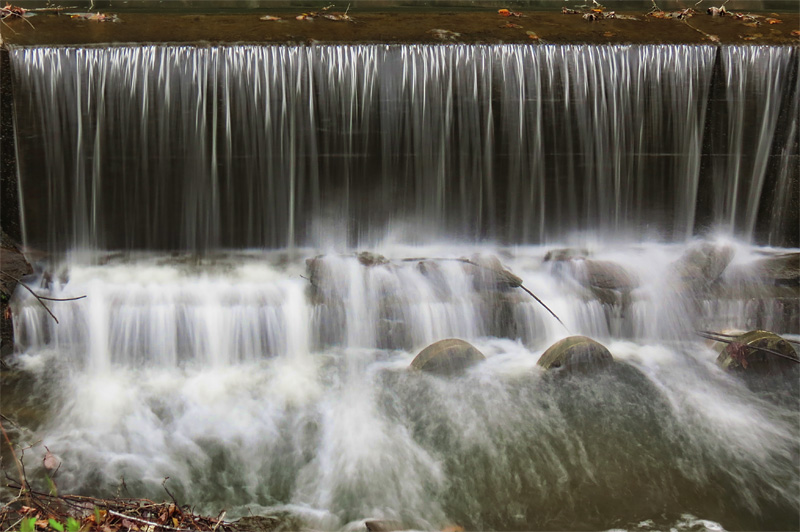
538, 336, 614, 371
410, 338, 485, 375
715, 330, 799, 373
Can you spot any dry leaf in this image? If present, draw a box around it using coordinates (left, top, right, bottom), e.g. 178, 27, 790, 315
766, 18, 781, 24
259, 15, 281, 21
501, 22, 522, 28
526, 30, 539, 40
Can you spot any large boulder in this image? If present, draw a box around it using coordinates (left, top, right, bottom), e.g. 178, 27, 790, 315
537, 336, 614, 371
714, 330, 799, 373
672, 242, 735, 289
410, 338, 485, 375
574, 260, 638, 291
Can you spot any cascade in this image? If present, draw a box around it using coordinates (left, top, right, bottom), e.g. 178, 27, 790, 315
3, 43, 799, 531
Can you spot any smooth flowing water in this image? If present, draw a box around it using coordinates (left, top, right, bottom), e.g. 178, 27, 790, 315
4, 44, 800, 531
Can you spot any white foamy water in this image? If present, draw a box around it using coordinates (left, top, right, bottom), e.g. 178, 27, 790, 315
6, 240, 799, 530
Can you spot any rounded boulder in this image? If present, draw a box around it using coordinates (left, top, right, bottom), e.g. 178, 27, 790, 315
714, 330, 798, 373
538, 336, 614, 371
410, 338, 486, 375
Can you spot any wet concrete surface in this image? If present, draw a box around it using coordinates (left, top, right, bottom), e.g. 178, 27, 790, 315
0, 10, 798, 46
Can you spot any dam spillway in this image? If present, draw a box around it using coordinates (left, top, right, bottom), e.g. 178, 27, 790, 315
9, 44, 799, 252
2, 42, 799, 532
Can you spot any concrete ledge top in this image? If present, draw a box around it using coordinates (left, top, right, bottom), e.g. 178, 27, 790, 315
1, 10, 798, 46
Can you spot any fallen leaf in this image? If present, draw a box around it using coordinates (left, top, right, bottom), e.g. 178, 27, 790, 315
498, 8, 523, 17
259, 15, 281, 21
792, 29, 800, 37
526, 30, 539, 40
603, 31, 616, 37
766, 18, 781, 24
501, 22, 522, 28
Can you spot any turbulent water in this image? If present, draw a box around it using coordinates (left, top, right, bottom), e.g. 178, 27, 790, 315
7, 241, 800, 531
4, 43, 800, 531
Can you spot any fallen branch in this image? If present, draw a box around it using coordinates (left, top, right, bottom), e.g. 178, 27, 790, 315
0, 418, 27, 503
697, 330, 800, 364
401, 256, 568, 331
0, 271, 86, 324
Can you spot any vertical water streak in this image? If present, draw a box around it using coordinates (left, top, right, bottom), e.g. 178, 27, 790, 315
9, 44, 796, 253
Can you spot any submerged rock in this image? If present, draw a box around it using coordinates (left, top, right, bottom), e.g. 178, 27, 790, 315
714, 330, 799, 373
410, 338, 485, 375
537, 336, 614, 371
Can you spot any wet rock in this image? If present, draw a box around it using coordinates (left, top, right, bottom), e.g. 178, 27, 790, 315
672, 241, 735, 288
364, 520, 404, 532
410, 338, 485, 375
750, 252, 799, 287
230, 512, 301, 532
305, 255, 330, 286
1, 231, 32, 357
714, 330, 799, 373
543, 248, 589, 262
357, 251, 389, 267
537, 336, 614, 371
468, 253, 523, 290
576, 260, 638, 291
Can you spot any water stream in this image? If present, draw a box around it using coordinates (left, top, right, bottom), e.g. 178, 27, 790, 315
4, 44, 799, 531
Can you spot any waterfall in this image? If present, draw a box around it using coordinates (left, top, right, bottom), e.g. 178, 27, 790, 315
4, 43, 799, 531
10, 44, 798, 253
